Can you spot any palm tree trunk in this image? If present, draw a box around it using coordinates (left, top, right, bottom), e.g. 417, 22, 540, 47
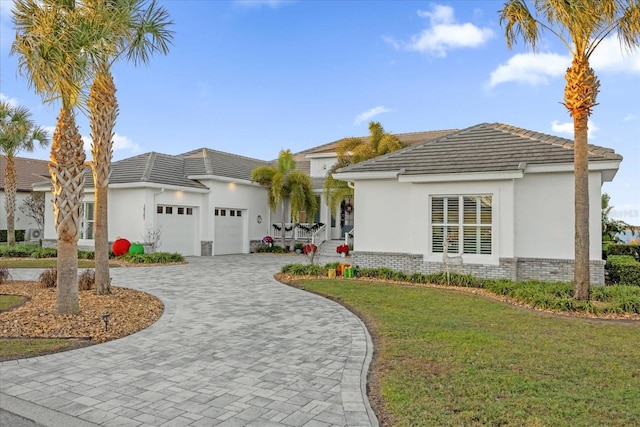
573, 112, 590, 300
50, 106, 86, 315
564, 57, 599, 300
90, 67, 117, 295
4, 157, 17, 246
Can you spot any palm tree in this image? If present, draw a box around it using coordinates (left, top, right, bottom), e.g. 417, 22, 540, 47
251, 149, 317, 249
12, 0, 90, 315
0, 102, 50, 246
499, 0, 640, 300
84, 0, 173, 295
324, 121, 405, 215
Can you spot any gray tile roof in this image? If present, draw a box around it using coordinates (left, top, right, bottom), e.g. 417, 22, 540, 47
180, 148, 270, 182
0, 157, 50, 191
336, 122, 622, 176
109, 152, 207, 189
295, 129, 459, 158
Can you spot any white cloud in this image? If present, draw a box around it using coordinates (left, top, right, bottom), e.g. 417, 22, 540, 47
388, 4, 493, 57
551, 120, 599, 138
624, 114, 636, 122
0, 93, 19, 107
486, 52, 570, 88
591, 36, 640, 73
354, 106, 391, 125
487, 35, 640, 89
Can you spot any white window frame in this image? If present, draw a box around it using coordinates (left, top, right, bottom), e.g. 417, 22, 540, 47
80, 201, 95, 240
430, 194, 493, 258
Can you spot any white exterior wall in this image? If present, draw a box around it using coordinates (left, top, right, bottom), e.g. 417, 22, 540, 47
354, 179, 514, 265
514, 171, 603, 260
0, 191, 42, 234
309, 156, 338, 178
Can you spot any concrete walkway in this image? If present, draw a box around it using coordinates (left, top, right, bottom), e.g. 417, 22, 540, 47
0, 255, 376, 427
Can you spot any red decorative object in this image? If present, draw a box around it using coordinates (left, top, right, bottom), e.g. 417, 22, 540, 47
336, 244, 349, 255
112, 238, 131, 256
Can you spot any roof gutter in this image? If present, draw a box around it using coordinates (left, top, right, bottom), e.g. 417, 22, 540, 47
332, 170, 402, 181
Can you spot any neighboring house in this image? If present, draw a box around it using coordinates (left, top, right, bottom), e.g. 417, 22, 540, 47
0, 156, 49, 240
332, 122, 622, 285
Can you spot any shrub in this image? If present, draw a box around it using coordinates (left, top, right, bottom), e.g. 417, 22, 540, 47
78, 250, 95, 260
606, 255, 640, 286
255, 244, 287, 253
0, 264, 11, 285
121, 252, 184, 264
606, 244, 640, 261
78, 270, 95, 291
38, 268, 57, 288
30, 248, 58, 258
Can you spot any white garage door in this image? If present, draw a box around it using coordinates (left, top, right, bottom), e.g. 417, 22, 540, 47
156, 205, 197, 256
214, 208, 244, 255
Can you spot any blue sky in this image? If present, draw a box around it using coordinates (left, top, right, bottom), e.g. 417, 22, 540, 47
1, 0, 639, 224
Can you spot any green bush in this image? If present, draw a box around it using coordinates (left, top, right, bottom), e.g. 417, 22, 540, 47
121, 252, 184, 264
606, 244, 640, 261
280, 263, 326, 276
30, 248, 58, 258
606, 255, 640, 286
254, 244, 288, 253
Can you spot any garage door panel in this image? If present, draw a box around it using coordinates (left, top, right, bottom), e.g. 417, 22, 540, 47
156, 205, 197, 256
214, 208, 244, 255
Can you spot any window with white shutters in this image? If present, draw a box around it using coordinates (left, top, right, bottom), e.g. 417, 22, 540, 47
431, 195, 492, 255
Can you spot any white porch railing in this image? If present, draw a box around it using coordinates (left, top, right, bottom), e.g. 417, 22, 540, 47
311, 223, 327, 246
345, 228, 354, 246
271, 223, 325, 242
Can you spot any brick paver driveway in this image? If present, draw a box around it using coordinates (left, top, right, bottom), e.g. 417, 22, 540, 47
0, 255, 377, 427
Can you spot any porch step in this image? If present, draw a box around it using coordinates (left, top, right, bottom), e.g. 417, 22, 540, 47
316, 240, 350, 262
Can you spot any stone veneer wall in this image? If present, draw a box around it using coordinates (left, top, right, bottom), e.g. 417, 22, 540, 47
352, 251, 605, 285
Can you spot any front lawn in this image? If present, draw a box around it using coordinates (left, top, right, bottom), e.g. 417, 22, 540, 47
292, 278, 640, 427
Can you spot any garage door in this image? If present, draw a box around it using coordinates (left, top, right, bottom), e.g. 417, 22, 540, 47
156, 205, 197, 256
214, 208, 244, 255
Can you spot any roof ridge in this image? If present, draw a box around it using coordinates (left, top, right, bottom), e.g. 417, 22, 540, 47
490, 122, 622, 160
181, 147, 268, 164
142, 152, 156, 182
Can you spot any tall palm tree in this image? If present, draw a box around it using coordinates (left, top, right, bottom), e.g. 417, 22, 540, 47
499, 0, 640, 300
251, 149, 317, 249
12, 0, 90, 315
324, 121, 405, 214
0, 102, 50, 246
84, 0, 173, 295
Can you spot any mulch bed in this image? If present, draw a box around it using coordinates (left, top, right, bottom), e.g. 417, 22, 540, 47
0, 281, 164, 343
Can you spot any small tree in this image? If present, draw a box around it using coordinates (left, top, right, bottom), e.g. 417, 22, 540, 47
19, 193, 45, 233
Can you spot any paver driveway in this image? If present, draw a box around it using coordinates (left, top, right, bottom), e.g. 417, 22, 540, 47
0, 255, 377, 427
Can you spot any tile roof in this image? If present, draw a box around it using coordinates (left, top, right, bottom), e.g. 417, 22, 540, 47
296, 129, 459, 157
0, 157, 50, 192
336, 122, 622, 176
109, 152, 208, 189
180, 148, 270, 181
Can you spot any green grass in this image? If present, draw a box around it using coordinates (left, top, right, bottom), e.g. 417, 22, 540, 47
1, 259, 102, 268
0, 295, 26, 311
0, 338, 90, 361
295, 279, 640, 427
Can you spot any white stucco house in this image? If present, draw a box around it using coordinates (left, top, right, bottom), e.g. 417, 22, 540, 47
1, 157, 50, 241
29, 122, 621, 284
333, 123, 622, 285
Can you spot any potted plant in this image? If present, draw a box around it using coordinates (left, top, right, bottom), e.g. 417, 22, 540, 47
337, 244, 349, 257
262, 236, 274, 247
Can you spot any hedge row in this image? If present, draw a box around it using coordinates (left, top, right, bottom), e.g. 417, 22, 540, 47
606, 255, 640, 286
281, 263, 640, 315
603, 243, 640, 261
